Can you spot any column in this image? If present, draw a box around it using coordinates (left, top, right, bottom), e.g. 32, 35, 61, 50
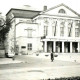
62, 41, 64, 53
44, 41, 47, 52
53, 41, 56, 52
78, 42, 80, 53
70, 42, 72, 53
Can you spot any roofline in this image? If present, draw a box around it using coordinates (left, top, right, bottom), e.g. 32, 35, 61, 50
6, 9, 12, 16
41, 3, 80, 17
41, 14, 80, 20
6, 8, 41, 16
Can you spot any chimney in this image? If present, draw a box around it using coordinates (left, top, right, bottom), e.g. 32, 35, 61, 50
43, 6, 47, 11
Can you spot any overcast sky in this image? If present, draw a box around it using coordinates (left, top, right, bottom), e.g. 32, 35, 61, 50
1, 0, 80, 15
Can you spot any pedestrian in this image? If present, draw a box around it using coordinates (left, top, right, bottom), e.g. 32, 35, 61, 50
12, 51, 15, 61
50, 51, 54, 62
12, 55, 15, 60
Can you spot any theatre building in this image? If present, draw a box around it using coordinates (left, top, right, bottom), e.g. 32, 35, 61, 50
5, 3, 80, 56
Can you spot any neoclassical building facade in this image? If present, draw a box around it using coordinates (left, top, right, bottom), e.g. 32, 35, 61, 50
5, 3, 80, 56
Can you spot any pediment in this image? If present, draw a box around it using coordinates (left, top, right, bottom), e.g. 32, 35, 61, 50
42, 4, 80, 17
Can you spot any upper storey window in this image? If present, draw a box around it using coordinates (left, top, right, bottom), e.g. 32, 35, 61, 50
60, 22, 65, 36
25, 28, 32, 38
75, 28, 79, 37
58, 9, 66, 14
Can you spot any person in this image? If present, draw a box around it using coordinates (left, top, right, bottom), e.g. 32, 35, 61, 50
12, 55, 15, 60
12, 50, 15, 61
50, 51, 54, 62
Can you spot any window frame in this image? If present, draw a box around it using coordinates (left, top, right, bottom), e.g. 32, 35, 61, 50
58, 9, 66, 14
60, 27, 64, 36
68, 27, 71, 37
44, 26, 48, 36
75, 28, 79, 37
27, 43, 32, 51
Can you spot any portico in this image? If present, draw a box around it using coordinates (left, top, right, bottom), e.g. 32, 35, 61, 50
43, 40, 79, 53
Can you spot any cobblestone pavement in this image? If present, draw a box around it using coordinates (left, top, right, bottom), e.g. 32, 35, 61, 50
0, 55, 80, 80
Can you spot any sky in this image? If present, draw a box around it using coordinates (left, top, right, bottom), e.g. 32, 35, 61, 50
1, 0, 80, 16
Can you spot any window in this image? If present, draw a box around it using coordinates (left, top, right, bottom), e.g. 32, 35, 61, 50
60, 22, 65, 36
27, 43, 32, 50
52, 25, 56, 36
21, 46, 26, 48
60, 27, 64, 36
68, 22, 73, 37
75, 28, 79, 37
44, 18, 49, 24
52, 26, 55, 36
61, 22, 65, 26
68, 27, 71, 37
75, 21, 79, 26
58, 9, 66, 14
52, 21, 57, 36
27, 29, 32, 38
44, 26, 48, 36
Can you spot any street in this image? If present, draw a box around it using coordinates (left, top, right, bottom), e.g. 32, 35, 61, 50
0, 55, 80, 80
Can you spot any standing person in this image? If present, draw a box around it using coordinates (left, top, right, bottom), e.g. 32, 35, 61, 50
11, 47, 15, 61
50, 51, 54, 62
12, 51, 15, 60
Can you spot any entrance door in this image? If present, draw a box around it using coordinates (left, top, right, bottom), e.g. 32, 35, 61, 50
72, 42, 78, 53
47, 41, 53, 52
56, 42, 62, 53
64, 42, 70, 53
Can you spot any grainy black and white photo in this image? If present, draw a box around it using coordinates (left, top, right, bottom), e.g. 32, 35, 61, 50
0, 0, 80, 80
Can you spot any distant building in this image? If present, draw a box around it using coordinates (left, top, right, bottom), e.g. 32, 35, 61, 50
5, 3, 80, 56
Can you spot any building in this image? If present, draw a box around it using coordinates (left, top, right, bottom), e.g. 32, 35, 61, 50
5, 3, 80, 56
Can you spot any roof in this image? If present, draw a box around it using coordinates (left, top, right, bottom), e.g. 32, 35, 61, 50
41, 3, 80, 17
6, 5, 41, 19
12, 9, 41, 19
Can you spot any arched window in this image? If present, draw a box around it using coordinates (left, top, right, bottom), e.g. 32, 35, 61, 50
58, 9, 66, 14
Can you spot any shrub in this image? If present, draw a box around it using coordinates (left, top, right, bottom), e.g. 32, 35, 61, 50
43, 76, 80, 80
